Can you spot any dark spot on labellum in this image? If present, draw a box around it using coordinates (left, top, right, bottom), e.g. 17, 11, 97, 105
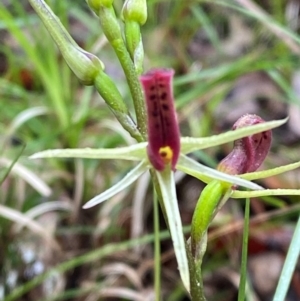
152, 111, 158, 117
263, 133, 268, 139
150, 86, 155, 91
159, 84, 165, 88
254, 139, 258, 143
164, 119, 171, 126
160, 151, 167, 157
155, 123, 160, 129
162, 104, 169, 111
150, 94, 157, 101
160, 92, 167, 100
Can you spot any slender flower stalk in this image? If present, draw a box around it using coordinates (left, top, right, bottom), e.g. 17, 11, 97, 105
28, 0, 144, 141
92, 0, 147, 137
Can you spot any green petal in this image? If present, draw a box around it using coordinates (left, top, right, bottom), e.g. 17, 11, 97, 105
180, 118, 287, 154
240, 161, 300, 180
83, 160, 148, 209
177, 154, 263, 190
232, 189, 300, 198
30, 143, 147, 161
156, 168, 190, 292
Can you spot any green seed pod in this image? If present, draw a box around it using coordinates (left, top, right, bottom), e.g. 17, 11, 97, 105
121, 0, 147, 25
191, 180, 226, 258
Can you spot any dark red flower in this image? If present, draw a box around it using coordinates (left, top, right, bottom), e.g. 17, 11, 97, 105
217, 114, 272, 175
140, 69, 180, 171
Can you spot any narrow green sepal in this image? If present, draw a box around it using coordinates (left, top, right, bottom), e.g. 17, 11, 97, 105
191, 181, 226, 259
121, 0, 147, 25
156, 167, 190, 291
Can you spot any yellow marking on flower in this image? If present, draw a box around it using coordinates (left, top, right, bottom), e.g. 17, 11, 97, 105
159, 146, 173, 164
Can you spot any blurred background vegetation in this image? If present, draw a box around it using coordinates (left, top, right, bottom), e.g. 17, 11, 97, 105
0, 0, 300, 300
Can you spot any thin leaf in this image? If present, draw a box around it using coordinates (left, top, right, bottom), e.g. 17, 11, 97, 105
156, 168, 190, 292
238, 198, 250, 301
273, 214, 300, 301
0, 204, 59, 250
30, 143, 148, 161
0, 144, 26, 185
240, 161, 300, 180
232, 189, 300, 198
180, 118, 287, 154
177, 154, 263, 190
153, 189, 161, 299
7, 106, 49, 136
13, 201, 72, 233
0, 158, 52, 197
83, 161, 148, 209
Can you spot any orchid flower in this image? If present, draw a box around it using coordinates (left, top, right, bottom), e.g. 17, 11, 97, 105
30, 69, 300, 292
27, 0, 300, 293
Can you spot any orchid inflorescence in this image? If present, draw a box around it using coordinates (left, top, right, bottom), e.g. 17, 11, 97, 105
31, 69, 300, 291
28, 0, 300, 295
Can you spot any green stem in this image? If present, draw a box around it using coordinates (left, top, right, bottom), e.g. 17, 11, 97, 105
238, 198, 250, 301
111, 38, 147, 139
153, 189, 161, 300
98, 6, 147, 139
187, 243, 207, 301
94, 72, 143, 142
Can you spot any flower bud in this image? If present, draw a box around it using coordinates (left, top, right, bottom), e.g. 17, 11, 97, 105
86, 0, 114, 13
64, 46, 104, 85
140, 69, 180, 171
121, 0, 147, 25
28, 0, 104, 85
217, 114, 272, 175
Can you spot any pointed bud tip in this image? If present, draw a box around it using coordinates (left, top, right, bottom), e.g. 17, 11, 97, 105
66, 48, 104, 85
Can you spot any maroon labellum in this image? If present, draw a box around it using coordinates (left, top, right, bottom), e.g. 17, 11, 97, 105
140, 69, 180, 171
217, 114, 272, 175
